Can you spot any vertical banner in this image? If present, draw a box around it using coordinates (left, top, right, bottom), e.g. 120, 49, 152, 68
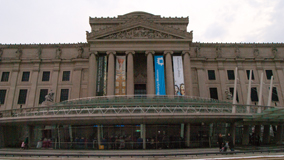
96, 56, 105, 96
103, 57, 107, 96
173, 56, 185, 95
154, 56, 166, 95
115, 56, 126, 95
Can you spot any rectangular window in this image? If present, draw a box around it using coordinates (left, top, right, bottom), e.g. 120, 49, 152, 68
62, 71, 70, 81
246, 70, 255, 80
265, 70, 273, 80
272, 87, 279, 102
42, 71, 50, 81
229, 88, 239, 102
209, 88, 218, 100
208, 70, 216, 80
1, 72, 10, 82
251, 87, 258, 102
0, 90, 7, 104
39, 89, 48, 104
227, 70, 235, 80
22, 72, 30, 82
60, 89, 69, 102
18, 89, 28, 104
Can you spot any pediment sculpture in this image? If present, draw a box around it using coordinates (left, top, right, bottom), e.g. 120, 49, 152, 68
101, 27, 181, 39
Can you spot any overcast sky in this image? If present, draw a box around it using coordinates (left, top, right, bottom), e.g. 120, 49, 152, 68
0, 0, 283, 44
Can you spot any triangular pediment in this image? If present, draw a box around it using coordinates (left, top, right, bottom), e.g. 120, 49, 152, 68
87, 19, 192, 41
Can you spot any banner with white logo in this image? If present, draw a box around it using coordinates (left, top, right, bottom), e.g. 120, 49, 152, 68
173, 56, 185, 95
115, 56, 126, 95
154, 55, 166, 95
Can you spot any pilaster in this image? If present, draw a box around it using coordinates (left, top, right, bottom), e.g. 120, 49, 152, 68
182, 51, 193, 96
71, 66, 82, 99
27, 63, 40, 108
6, 63, 20, 110
88, 52, 98, 97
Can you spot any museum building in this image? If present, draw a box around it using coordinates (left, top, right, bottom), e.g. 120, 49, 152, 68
0, 11, 284, 149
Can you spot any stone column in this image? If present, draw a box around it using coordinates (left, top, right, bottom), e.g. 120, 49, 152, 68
71, 66, 82, 99
88, 52, 97, 97
242, 125, 249, 145
197, 68, 208, 98
276, 62, 284, 106
164, 51, 174, 95
237, 64, 247, 104
146, 51, 155, 95
186, 123, 190, 147
28, 62, 40, 108
107, 51, 116, 96
218, 62, 227, 101
51, 61, 60, 102
6, 62, 20, 109
182, 51, 193, 96
126, 51, 135, 96
263, 125, 270, 144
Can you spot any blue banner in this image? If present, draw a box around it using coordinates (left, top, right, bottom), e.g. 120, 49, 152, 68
154, 56, 166, 95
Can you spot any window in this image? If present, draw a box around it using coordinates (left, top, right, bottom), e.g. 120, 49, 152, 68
266, 70, 273, 80
62, 71, 70, 81
1, 72, 10, 82
22, 72, 30, 82
209, 88, 218, 100
227, 70, 235, 80
272, 87, 279, 102
42, 71, 50, 81
208, 70, 216, 80
18, 89, 28, 104
0, 90, 7, 104
39, 89, 48, 104
60, 89, 69, 102
246, 70, 254, 80
251, 87, 258, 102
229, 88, 239, 102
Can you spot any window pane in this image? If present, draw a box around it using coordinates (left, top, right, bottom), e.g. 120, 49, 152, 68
62, 71, 70, 81
208, 70, 216, 80
1, 72, 10, 82
209, 88, 218, 100
22, 72, 30, 81
251, 87, 258, 102
265, 70, 273, 80
0, 90, 7, 104
246, 70, 254, 80
42, 71, 50, 81
18, 89, 28, 104
272, 87, 279, 102
60, 89, 69, 102
39, 89, 48, 104
227, 70, 235, 80
229, 88, 239, 102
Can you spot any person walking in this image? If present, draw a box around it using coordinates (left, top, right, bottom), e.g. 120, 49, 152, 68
217, 133, 224, 152
226, 133, 234, 151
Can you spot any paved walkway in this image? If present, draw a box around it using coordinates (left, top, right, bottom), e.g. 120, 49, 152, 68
0, 146, 283, 159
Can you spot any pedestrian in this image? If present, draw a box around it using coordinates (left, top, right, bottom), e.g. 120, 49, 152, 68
217, 133, 224, 152
226, 133, 234, 151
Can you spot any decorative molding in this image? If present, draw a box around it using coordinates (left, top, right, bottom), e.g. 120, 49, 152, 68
145, 51, 155, 55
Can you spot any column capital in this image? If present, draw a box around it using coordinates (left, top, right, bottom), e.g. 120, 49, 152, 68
182, 50, 190, 55
106, 51, 116, 55
164, 50, 174, 55
145, 51, 155, 55
125, 51, 135, 55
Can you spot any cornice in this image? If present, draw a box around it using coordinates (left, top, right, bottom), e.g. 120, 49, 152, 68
0, 43, 88, 49
192, 42, 284, 48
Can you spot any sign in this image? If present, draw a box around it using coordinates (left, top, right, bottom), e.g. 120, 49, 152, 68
96, 56, 106, 96
173, 56, 185, 95
154, 56, 166, 95
115, 56, 126, 95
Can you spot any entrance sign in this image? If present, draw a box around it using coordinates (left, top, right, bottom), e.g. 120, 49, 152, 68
173, 56, 185, 95
154, 56, 166, 95
115, 56, 126, 95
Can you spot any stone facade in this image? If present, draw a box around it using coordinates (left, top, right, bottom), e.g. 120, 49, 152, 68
0, 11, 283, 110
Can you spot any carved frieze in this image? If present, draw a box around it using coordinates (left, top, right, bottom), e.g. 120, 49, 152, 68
100, 27, 181, 39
